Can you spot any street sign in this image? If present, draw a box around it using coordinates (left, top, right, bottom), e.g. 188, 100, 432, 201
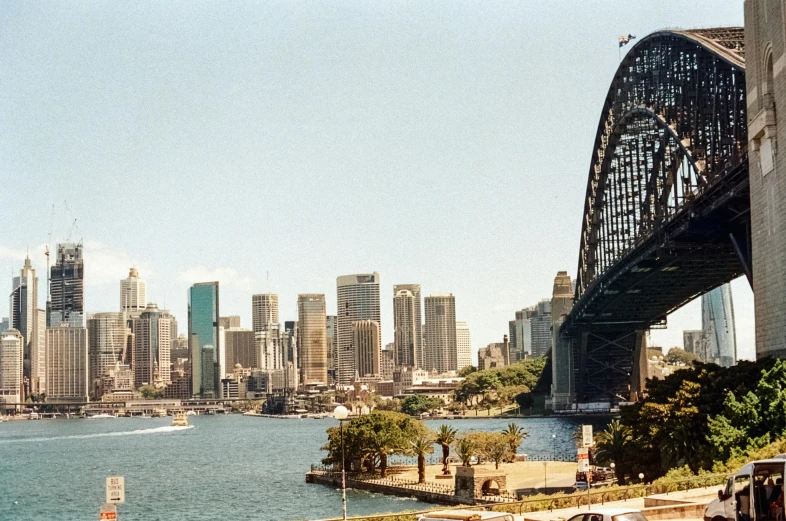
106, 476, 125, 504
582, 424, 593, 447
99, 503, 117, 520
577, 447, 590, 472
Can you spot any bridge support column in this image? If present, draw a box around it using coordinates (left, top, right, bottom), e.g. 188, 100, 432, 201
629, 330, 648, 402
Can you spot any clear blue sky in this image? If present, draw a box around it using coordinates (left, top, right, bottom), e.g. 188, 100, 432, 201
0, 1, 753, 363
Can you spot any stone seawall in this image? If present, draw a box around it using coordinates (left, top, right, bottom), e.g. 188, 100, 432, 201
306, 471, 466, 506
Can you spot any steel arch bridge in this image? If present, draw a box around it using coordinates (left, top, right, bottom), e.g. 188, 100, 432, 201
556, 28, 750, 406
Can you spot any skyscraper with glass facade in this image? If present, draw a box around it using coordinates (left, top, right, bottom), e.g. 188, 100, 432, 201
189, 282, 220, 398
701, 283, 737, 367
337, 273, 380, 384
297, 294, 327, 385
49, 243, 84, 327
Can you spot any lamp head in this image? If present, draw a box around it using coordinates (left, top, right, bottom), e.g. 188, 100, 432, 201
610, 463, 615, 469
334, 405, 348, 420
638, 473, 644, 480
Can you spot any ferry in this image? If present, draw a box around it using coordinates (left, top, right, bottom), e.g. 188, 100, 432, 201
172, 412, 189, 427
88, 413, 117, 419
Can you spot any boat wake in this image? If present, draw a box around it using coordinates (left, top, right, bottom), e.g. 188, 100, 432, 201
0, 424, 194, 444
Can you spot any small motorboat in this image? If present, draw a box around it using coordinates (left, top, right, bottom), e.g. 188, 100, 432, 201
172, 412, 189, 427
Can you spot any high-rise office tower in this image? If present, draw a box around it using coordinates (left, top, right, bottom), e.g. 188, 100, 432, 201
132, 303, 174, 387
225, 328, 255, 369
87, 312, 132, 396
219, 316, 241, 330
702, 284, 737, 367
353, 320, 381, 377
49, 243, 84, 327
0, 329, 23, 405
35, 309, 46, 393
424, 294, 457, 374
326, 315, 337, 385
393, 289, 418, 367
683, 330, 711, 360
46, 324, 89, 401
297, 294, 327, 385
10, 256, 39, 395
455, 321, 472, 371
530, 300, 552, 357
189, 282, 220, 398
252, 294, 279, 333
337, 273, 380, 384
256, 323, 287, 370
120, 268, 147, 313
393, 284, 423, 367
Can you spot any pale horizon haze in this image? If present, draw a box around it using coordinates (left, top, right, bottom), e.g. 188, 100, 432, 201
0, 1, 753, 364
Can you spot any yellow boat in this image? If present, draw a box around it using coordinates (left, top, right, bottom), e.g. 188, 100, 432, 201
172, 411, 189, 427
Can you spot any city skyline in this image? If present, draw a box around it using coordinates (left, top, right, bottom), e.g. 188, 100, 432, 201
0, 2, 751, 360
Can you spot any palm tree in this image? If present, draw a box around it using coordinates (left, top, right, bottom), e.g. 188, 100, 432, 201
593, 419, 632, 485
501, 423, 529, 460
456, 437, 475, 467
434, 425, 458, 475
410, 435, 435, 483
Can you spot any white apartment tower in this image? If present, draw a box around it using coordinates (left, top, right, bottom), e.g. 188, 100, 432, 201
0, 329, 23, 406
120, 268, 147, 313
336, 273, 380, 384
87, 312, 132, 396
393, 289, 418, 367
424, 294, 457, 374
455, 321, 472, 371
252, 294, 279, 333
46, 324, 89, 401
353, 320, 381, 377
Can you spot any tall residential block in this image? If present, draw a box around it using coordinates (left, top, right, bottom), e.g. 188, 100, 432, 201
393, 284, 423, 367
9, 256, 39, 395
49, 243, 84, 327
337, 273, 380, 384
0, 329, 23, 406
35, 309, 46, 393
132, 303, 174, 387
46, 324, 89, 401
424, 294, 457, 374
702, 284, 737, 367
455, 321, 472, 371
87, 312, 132, 396
744, 2, 786, 359
393, 289, 418, 367
530, 300, 552, 357
252, 294, 279, 333
225, 328, 256, 369
189, 282, 220, 398
297, 294, 327, 385
353, 320, 381, 377
120, 268, 147, 313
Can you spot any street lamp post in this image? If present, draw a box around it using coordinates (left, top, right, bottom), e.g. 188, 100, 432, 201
334, 405, 349, 521
610, 462, 616, 485
639, 472, 645, 484
551, 433, 556, 460
543, 461, 548, 495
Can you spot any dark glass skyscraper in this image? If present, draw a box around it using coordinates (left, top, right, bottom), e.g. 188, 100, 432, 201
49, 243, 84, 327
188, 282, 220, 398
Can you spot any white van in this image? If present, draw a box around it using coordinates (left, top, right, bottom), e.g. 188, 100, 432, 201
417, 510, 514, 521
704, 456, 786, 521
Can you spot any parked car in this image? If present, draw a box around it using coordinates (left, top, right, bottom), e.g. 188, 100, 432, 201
564, 508, 647, 521
417, 509, 514, 521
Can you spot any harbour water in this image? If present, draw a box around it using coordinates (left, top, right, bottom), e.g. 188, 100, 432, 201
0, 414, 606, 521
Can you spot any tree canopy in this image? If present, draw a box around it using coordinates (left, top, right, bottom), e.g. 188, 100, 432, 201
401, 394, 444, 416
321, 411, 428, 477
